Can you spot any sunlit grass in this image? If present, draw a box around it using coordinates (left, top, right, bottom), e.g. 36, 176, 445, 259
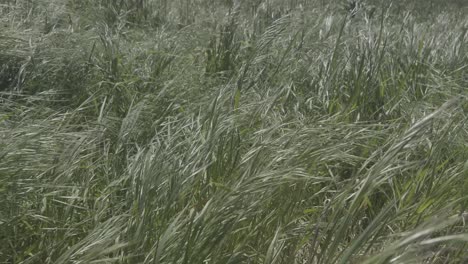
1, 0, 467, 263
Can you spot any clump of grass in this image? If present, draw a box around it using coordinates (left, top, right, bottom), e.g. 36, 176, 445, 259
1, 0, 467, 263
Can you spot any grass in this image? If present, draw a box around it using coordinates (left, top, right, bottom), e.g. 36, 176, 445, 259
1, 0, 467, 263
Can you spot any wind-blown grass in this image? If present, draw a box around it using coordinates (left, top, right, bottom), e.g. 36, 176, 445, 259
1, 0, 467, 263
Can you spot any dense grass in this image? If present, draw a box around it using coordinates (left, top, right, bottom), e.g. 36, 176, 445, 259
1, 0, 467, 263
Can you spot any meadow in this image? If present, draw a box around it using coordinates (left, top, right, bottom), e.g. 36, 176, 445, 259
1, 0, 468, 263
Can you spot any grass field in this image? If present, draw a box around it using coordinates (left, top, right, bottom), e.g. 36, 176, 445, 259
1, 0, 468, 263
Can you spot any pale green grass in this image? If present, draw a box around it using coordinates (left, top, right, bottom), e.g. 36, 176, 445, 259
1, 0, 467, 263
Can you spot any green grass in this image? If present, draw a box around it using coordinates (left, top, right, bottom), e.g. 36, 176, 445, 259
1, 0, 468, 263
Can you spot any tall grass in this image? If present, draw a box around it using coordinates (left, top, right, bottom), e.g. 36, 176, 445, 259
1, 0, 467, 263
